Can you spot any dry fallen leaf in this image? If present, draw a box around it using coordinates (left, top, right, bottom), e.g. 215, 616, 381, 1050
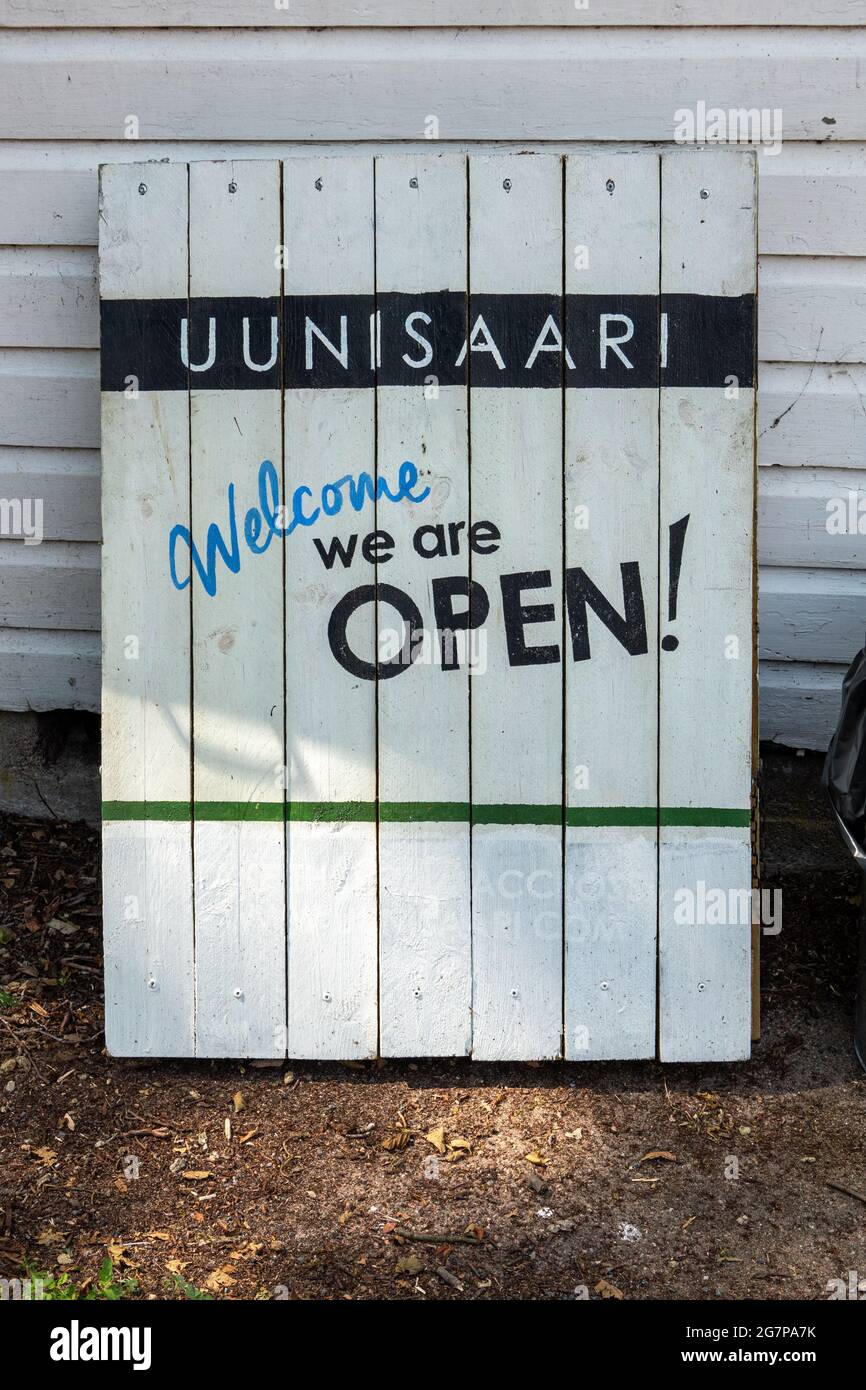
640, 1150, 676, 1164
204, 1264, 237, 1291
425, 1126, 447, 1154
29, 1001, 49, 1018
525, 1151, 547, 1167
32, 1146, 58, 1166
165, 1258, 187, 1275
395, 1253, 425, 1276
382, 1129, 411, 1152
448, 1137, 471, 1153
232, 1091, 245, 1114
181, 1170, 212, 1180
594, 1278, 624, 1300
238, 1129, 258, 1146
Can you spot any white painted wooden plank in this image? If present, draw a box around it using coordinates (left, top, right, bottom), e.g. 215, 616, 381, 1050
0, 448, 100, 542
4, 141, 865, 257
283, 155, 378, 1059
375, 153, 471, 1057
0, 542, 98, 629
758, 364, 866, 471
760, 568, 866, 665
759, 466, 866, 567
3, 0, 860, 24
3, 31, 865, 142
759, 259, 866, 365
658, 149, 756, 1063
760, 660, 846, 750
188, 160, 286, 1058
0, 627, 99, 711
469, 154, 563, 1061
564, 152, 659, 1061
99, 161, 194, 1056
0, 349, 99, 447
0, 248, 97, 349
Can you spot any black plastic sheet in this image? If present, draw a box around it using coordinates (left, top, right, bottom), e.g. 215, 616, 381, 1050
823, 636, 866, 1070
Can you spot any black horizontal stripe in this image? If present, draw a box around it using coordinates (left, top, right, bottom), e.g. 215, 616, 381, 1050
100, 291, 755, 391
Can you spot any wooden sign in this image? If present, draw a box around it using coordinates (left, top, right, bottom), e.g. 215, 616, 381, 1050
99, 151, 757, 1062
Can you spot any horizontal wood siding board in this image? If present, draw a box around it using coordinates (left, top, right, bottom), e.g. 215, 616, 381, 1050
0, 638, 842, 747
0, 541, 99, 629
759, 568, 866, 664
2, 145, 863, 255
0, 627, 100, 711
759, 466, 866, 566
4, 357, 863, 467
1, 1, 861, 23
0, 447, 100, 541
3, 255, 866, 364
759, 661, 847, 750
1, 31, 864, 140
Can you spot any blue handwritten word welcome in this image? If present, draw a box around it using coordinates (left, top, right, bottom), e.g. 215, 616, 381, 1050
169, 459, 430, 598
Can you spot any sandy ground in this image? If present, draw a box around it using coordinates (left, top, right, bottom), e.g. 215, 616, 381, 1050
0, 747, 864, 1301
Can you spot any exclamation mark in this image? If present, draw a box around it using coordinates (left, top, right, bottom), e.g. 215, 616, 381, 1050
661, 514, 690, 652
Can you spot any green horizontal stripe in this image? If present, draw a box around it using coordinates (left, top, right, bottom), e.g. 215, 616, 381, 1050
567, 806, 656, 827
103, 800, 750, 829
659, 807, 751, 827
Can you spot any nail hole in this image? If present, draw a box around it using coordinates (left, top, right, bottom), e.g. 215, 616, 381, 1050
606, 179, 615, 194
700, 188, 710, 200
503, 178, 512, 191
138, 183, 147, 195
228, 181, 237, 194
409, 176, 418, 189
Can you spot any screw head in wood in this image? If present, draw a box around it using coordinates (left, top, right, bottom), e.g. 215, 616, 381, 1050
228, 181, 237, 193
138, 183, 147, 195
503, 178, 512, 191
700, 188, 710, 199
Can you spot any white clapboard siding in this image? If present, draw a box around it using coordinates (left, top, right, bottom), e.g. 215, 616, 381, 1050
0, 448, 100, 542
375, 154, 472, 1057
0, 541, 98, 629
658, 150, 756, 1063
189, 160, 286, 1058
760, 568, 866, 665
759, 467, 866, 567
0, 349, 98, 448
1, 1, 859, 24
759, 259, 866, 365
283, 156, 379, 1059
14, 243, 866, 371
100, 162, 195, 1057
3, 31, 865, 142
0, 248, 97, 349
760, 661, 847, 750
469, 154, 563, 1061
3, 142, 866, 257
0, 628, 99, 712
758, 364, 866, 470
759, 146, 866, 257
564, 152, 659, 1061
6, 356, 866, 476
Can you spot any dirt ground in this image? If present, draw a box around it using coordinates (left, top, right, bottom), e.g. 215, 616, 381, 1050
1, 747, 864, 1302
